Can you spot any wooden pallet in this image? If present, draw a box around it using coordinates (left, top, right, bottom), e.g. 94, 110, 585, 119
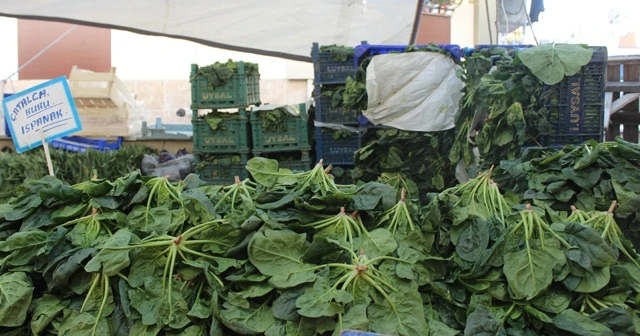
68, 66, 132, 137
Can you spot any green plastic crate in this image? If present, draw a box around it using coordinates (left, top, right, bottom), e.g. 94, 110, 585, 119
251, 103, 311, 154
195, 153, 249, 185
192, 110, 250, 154
190, 62, 261, 109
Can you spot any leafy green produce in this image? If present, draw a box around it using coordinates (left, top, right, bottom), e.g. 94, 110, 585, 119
451, 47, 549, 169
518, 43, 594, 85
451, 44, 593, 170
355, 127, 457, 204
195, 154, 245, 170
194, 59, 259, 90
0, 145, 155, 202
2, 148, 640, 335
318, 45, 354, 62
198, 110, 246, 131
255, 108, 293, 133
494, 138, 640, 247
320, 85, 347, 109
422, 166, 640, 335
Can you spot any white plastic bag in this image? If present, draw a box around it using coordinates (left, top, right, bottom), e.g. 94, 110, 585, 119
364, 52, 464, 132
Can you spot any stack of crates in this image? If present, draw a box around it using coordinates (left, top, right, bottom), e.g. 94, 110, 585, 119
312, 42, 362, 182
251, 103, 312, 172
190, 62, 260, 185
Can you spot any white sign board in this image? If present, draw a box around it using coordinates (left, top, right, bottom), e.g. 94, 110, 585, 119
2, 76, 82, 153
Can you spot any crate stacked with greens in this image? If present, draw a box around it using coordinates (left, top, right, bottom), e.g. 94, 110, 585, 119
250, 103, 312, 173
190, 59, 260, 185
311, 43, 361, 181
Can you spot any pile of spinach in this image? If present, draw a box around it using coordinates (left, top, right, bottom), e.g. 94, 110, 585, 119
494, 137, 640, 247
1, 150, 640, 335
422, 164, 640, 335
194, 59, 260, 90
354, 127, 457, 204
0, 158, 426, 335
0, 145, 155, 202
450, 44, 594, 170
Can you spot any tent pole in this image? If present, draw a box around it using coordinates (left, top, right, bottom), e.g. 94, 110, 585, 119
409, 0, 425, 44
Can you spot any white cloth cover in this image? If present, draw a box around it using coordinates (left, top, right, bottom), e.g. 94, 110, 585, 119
363, 52, 464, 132
0, 0, 419, 61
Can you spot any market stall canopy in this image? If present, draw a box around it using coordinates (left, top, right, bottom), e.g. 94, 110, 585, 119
0, 0, 421, 62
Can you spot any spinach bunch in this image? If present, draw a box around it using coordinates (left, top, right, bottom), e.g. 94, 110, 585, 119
423, 166, 640, 335
451, 48, 549, 169
355, 127, 457, 204
494, 137, 640, 247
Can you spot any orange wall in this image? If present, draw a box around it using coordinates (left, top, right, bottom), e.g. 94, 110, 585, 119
416, 13, 451, 45
18, 20, 111, 80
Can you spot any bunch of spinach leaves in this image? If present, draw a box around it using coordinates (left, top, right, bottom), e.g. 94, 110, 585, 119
354, 127, 457, 204
494, 137, 640, 248
422, 163, 640, 335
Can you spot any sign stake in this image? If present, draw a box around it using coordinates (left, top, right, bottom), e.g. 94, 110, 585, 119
40, 131, 54, 176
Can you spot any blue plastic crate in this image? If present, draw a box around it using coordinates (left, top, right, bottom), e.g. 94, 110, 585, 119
315, 127, 361, 165
354, 43, 463, 66
312, 42, 360, 85
542, 46, 607, 146
49, 136, 124, 153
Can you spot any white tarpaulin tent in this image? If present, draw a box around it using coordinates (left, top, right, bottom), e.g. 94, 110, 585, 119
0, 0, 423, 62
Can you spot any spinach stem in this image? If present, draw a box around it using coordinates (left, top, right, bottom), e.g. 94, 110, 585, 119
103, 241, 171, 250
365, 256, 409, 266
360, 273, 399, 316
91, 274, 110, 336
81, 274, 100, 313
